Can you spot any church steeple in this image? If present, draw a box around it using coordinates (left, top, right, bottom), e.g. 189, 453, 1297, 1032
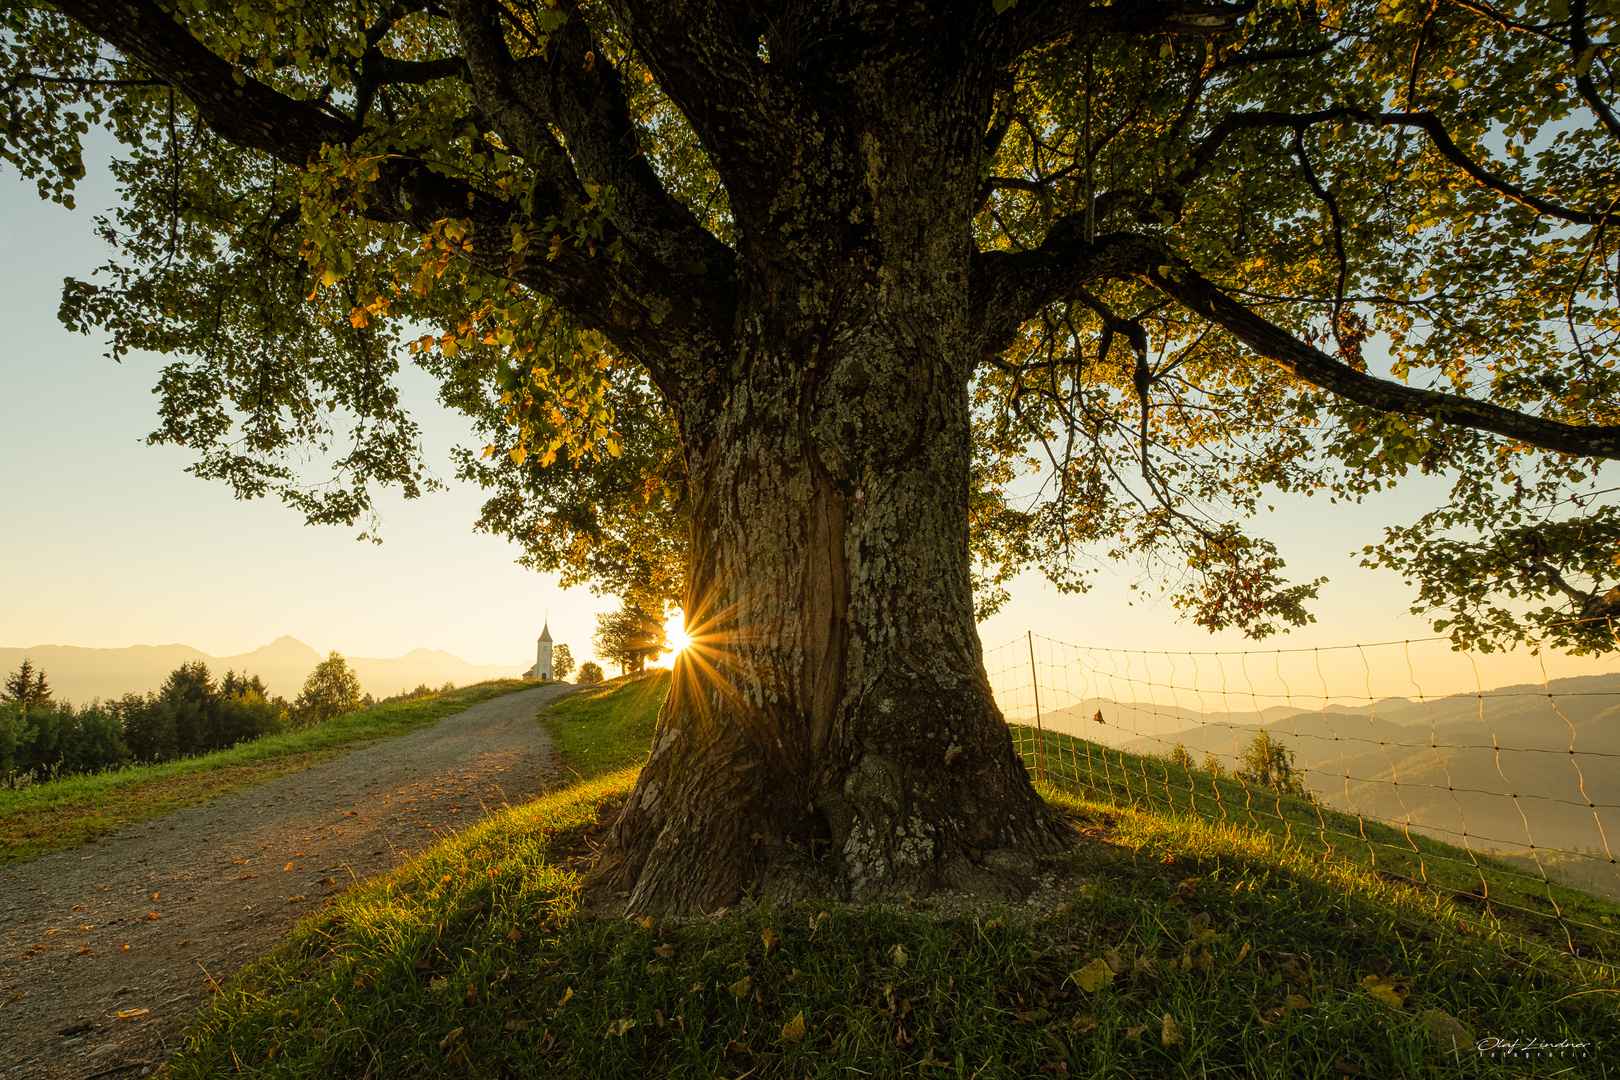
531, 618, 555, 680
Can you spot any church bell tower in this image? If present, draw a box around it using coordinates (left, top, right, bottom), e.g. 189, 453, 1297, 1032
534, 620, 554, 680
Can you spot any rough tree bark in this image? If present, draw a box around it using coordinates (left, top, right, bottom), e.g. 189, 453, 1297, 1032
593, 28, 1070, 914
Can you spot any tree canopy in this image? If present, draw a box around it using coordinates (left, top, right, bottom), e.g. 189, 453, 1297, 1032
7, 0, 1616, 652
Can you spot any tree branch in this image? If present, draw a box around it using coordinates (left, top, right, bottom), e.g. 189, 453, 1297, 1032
974, 219, 1620, 458
1176, 107, 1615, 225
1142, 256, 1620, 460
50, 0, 731, 394
999, 0, 1253, 56
1568, 0, 1620, 142
444, 0, 732, 281
52, 0, 355, 163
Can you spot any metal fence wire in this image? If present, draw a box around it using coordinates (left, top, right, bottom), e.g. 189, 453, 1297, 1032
985, 629, 1620, 964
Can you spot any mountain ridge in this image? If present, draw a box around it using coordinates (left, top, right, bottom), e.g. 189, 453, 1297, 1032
0, 638, 529, 702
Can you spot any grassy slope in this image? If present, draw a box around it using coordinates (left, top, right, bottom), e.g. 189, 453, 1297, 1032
540, 671, 671, 781
168, 678, 1620, 1079
0, 680, 534, 863
1011, 725, 1620, 966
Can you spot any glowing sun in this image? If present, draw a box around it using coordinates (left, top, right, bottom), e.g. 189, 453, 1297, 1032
664, 611, 693, 656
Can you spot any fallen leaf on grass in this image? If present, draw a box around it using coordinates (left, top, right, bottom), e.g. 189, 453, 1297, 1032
1236, 940, 1251, 964
761, 928, 780, 953
1161, 1014, 1183, 1045
607, 1018, 637, 1037
116, 1009, 149, 1021
887, 943, 907, 967
1361, 974, 1408, 1009
780, 1011, 806, 1044
1284, 994, 1312, 1012
428, 977, 449, 993
1103, 950, 1127, 974
438, 1027, 464, 1051
1421, 1008, 1475, 1053
722, 1039, 749, 1058
729, 976, 752, 998
1036, 1063, 1069, 1077
503, 1018, 533, 1032
1125, 1024, 1147, 1039
653, 943, 675, 959
1071, 1017, 1099, 1034
1070, 958, 1114, 993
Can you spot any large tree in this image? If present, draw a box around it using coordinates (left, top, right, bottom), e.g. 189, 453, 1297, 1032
8, 0, 1619, 912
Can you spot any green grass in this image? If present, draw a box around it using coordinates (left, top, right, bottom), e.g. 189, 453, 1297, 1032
1012, 725, 1620, 966
166, 683, 1620, 1079
540, 670, 670, 781
0, 679, 534, 863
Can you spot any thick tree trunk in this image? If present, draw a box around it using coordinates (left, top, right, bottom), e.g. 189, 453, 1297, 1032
593, 72, 1069, 915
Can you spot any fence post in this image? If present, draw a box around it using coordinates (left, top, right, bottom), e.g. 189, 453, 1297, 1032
1028, 631, 1046, 788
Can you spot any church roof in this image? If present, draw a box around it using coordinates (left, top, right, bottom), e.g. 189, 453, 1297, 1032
538, 621, 553, 643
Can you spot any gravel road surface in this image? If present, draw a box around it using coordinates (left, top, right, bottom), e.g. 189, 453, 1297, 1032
0, 682, 569, 1079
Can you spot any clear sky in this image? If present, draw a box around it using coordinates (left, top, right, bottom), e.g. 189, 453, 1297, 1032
3, 136, 1616, 695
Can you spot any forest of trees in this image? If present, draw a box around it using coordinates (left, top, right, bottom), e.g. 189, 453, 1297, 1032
0, 653, 368, 784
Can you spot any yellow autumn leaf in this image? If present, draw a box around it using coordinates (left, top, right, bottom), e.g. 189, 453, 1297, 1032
607, 1017, 636, 1036
729, 975, 752, 998
438, 1027, 464, 1051
780, 1010, 807, 1044
1070, 958, 1114, 993
887, 943, 907, 967
1361, 974, 1407, 1009
1284, 994, 1312, 1011
1161, 1014, 1183, 1045
349, 307, 369, 329
762, 928, 780, 952
653, 943, 675, 959
509, 445, 527, 465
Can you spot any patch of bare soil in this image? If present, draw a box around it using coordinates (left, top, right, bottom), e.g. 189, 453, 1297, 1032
0, 683, 572, 1079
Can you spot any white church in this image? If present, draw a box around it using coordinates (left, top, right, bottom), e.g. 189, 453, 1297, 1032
524, 621, 554, 680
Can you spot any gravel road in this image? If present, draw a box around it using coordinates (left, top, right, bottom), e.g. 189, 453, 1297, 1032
0, 682, 570, 1079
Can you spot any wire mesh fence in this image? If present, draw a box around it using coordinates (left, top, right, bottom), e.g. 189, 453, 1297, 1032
985, 628, 1620, 963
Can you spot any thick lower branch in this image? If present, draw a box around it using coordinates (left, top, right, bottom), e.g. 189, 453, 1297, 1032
1145, 259, 1620, 460
53, 0, 354, 162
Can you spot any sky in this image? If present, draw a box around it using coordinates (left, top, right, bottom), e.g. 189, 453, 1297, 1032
2, 135, 1617, 698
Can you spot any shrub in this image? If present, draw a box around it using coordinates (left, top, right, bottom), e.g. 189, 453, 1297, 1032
1236, 730, 1310, 799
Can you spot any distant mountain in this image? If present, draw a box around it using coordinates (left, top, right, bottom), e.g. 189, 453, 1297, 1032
0, 636, 529, 702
